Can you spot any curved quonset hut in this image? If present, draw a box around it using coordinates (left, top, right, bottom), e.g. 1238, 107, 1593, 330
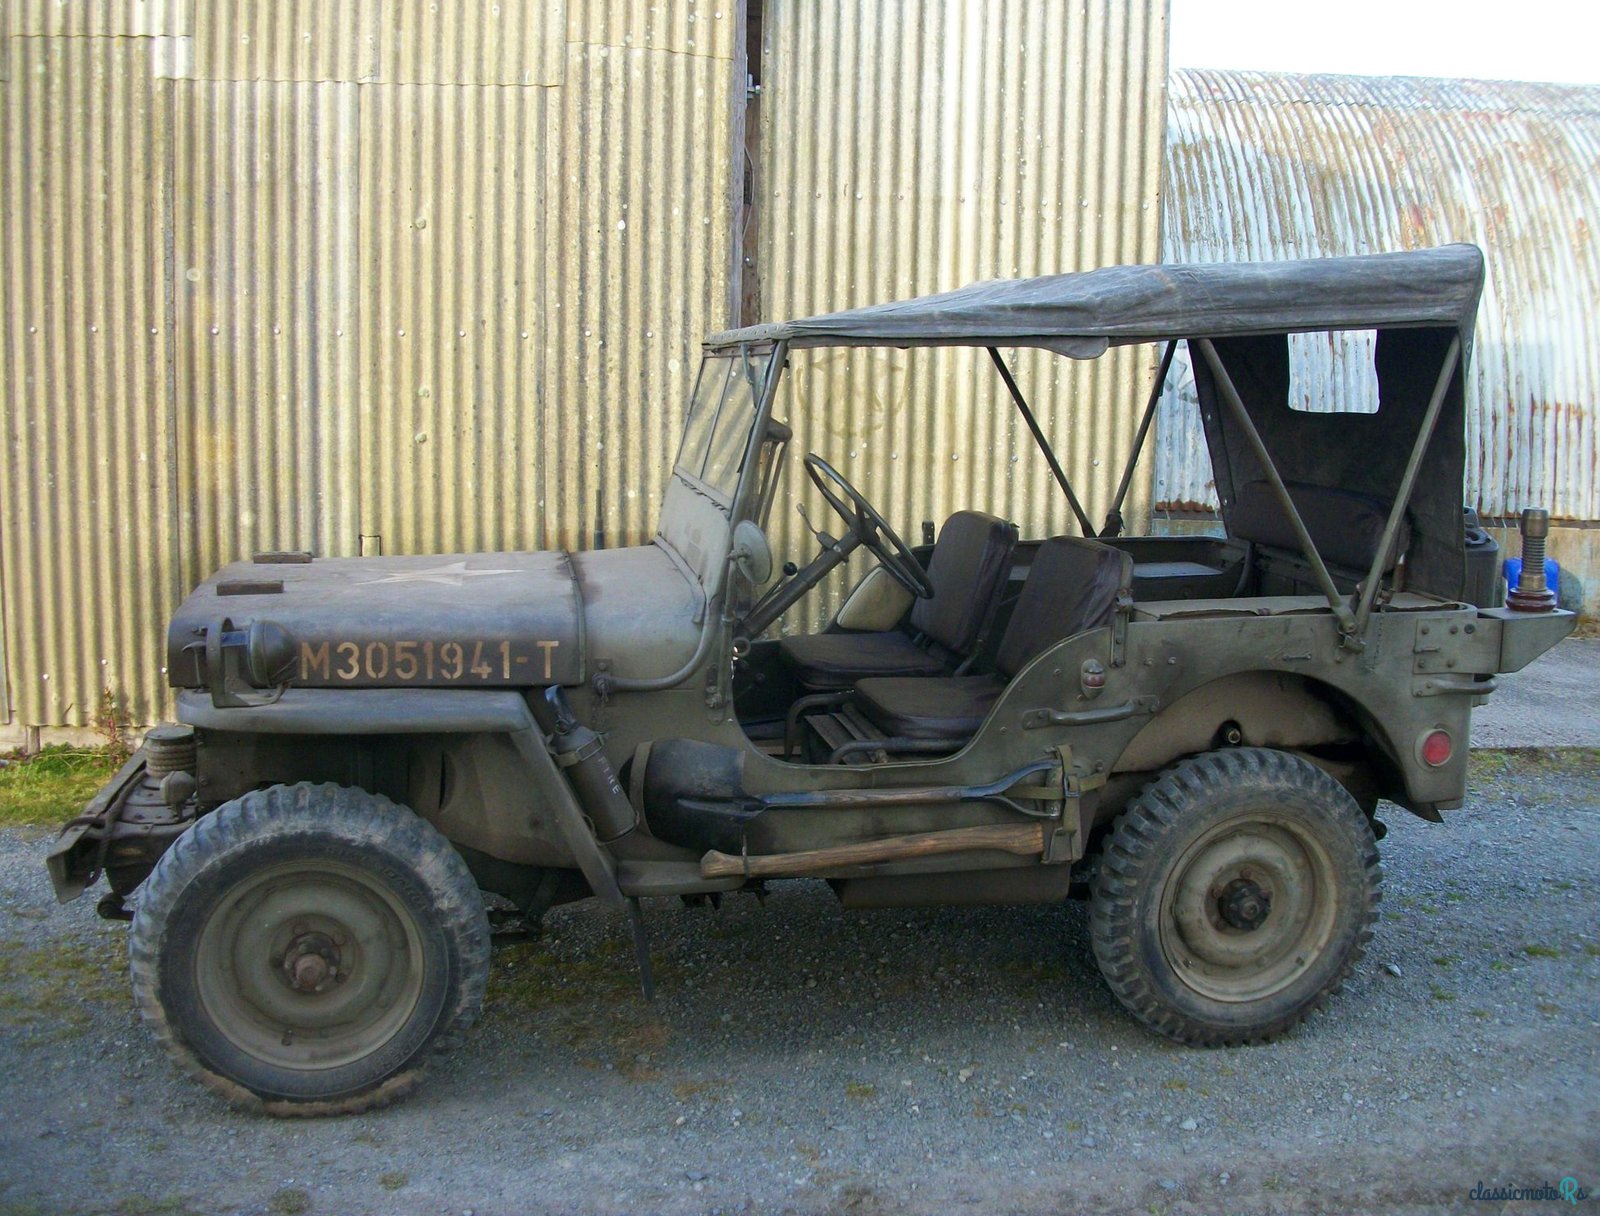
1158, 69, 1600, 612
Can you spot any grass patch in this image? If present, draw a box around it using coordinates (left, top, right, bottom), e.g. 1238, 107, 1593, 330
0, 745, 122, 829
485, 939, 681, 1078
267, 1190, 311, 1215
487, 939, 646, 1013
1431, 954, 1459, 969
672, 1078, 727, 1102
613, 1019, 671, 1080
1535, 1001, 1561, 1015
1470, 747, 1600, 780
377, 1173, 408, 1192
1428, 986, 1457, 1002
1522, 944, 1563, 960
844, 1082, 876, 1101
0, 934, 126, 1042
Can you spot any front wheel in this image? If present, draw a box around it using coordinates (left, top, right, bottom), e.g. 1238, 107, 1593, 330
130, 783, 490, 1115
1089, 748, 1380, 1045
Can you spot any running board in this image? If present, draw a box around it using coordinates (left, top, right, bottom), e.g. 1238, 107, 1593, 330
700, 822, 1047, 879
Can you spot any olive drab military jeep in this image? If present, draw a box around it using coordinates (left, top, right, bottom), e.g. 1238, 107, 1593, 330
49, 245, 1574, 1114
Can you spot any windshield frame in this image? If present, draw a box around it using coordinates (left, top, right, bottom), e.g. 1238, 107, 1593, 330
672, 347, 774, 501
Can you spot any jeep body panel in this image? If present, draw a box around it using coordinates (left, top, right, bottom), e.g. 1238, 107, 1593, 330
167, 542, 705, 692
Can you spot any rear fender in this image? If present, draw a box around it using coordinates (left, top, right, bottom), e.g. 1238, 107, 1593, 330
1108, 670, 1412, 819
1112, 671, 1362, 775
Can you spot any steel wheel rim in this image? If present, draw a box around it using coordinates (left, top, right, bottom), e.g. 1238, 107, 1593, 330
1157, 814, 1340, 1003
193, 860, 426, 1071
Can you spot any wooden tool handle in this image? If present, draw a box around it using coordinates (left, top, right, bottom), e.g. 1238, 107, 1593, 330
700, 822, 1046, 879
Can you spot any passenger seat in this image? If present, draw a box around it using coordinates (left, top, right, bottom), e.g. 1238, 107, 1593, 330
846, 536, 1132, 745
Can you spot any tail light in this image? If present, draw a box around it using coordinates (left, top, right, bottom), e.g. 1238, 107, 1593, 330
1419, 728, 1453, 768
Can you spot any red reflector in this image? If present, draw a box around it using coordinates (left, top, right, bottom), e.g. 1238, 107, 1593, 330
1421, 729, 1453, 767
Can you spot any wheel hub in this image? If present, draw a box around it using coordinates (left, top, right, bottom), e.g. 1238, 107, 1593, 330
1217, 877, 1272, 931
280, 930, 342, 993
1160, 816, 1341, 1003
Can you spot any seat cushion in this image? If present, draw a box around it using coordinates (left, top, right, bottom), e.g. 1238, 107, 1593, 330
1232, 480, 1410, 573
854, 674, 1005, 740
779, 630, 947, 691
909, 510, 1019, 653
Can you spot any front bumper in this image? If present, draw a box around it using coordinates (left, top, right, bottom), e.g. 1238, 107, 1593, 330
45, 749, 148, 903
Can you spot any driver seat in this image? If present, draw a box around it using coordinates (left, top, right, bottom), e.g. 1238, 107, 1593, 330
779, 510, 1018, 692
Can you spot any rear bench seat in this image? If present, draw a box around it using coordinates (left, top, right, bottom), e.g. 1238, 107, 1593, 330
1231, 479, 1408, 574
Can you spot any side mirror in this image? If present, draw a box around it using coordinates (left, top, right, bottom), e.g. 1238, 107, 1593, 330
731, 520, 774, 586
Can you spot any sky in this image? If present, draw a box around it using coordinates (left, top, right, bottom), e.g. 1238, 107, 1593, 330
1169, 0, 1600, 85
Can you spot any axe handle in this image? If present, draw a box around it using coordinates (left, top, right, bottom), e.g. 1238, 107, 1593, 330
699, 822, 1046, 879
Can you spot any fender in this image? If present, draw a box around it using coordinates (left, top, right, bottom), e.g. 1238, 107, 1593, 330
178, 688, 626, 908
1112, 670, 1372, 775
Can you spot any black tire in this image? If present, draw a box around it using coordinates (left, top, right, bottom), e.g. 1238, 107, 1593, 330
1089, 748, 1380, 1046
129, 783, 490, 1116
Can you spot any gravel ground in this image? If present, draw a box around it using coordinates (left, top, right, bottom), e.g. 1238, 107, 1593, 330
1472, 637, 1600, 749
0, 753, 1596, 1216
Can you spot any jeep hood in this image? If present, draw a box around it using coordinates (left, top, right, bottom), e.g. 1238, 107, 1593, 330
166, 543, 701, 690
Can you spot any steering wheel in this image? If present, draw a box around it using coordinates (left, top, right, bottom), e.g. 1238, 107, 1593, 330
804, 453, 934, 599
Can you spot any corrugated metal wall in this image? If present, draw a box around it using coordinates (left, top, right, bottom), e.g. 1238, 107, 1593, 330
1, 1, 741, 728
1, 34, 180, 732
757, 0, 1169, 627
1, 0, 1168, 729
1158, 69, 1600, 528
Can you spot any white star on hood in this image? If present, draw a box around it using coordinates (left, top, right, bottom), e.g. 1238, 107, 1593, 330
357, 561, 520, 587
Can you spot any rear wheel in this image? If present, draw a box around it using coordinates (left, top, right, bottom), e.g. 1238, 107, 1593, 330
1089, 748, 1380, 1045
130, 783, 490, 1115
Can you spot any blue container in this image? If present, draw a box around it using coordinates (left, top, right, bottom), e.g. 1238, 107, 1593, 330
1503, 556, 1560, 598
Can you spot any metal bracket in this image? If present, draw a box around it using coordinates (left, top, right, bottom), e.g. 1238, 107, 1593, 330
1041, 745, 1104, 864
1111, 592, 1132, 667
